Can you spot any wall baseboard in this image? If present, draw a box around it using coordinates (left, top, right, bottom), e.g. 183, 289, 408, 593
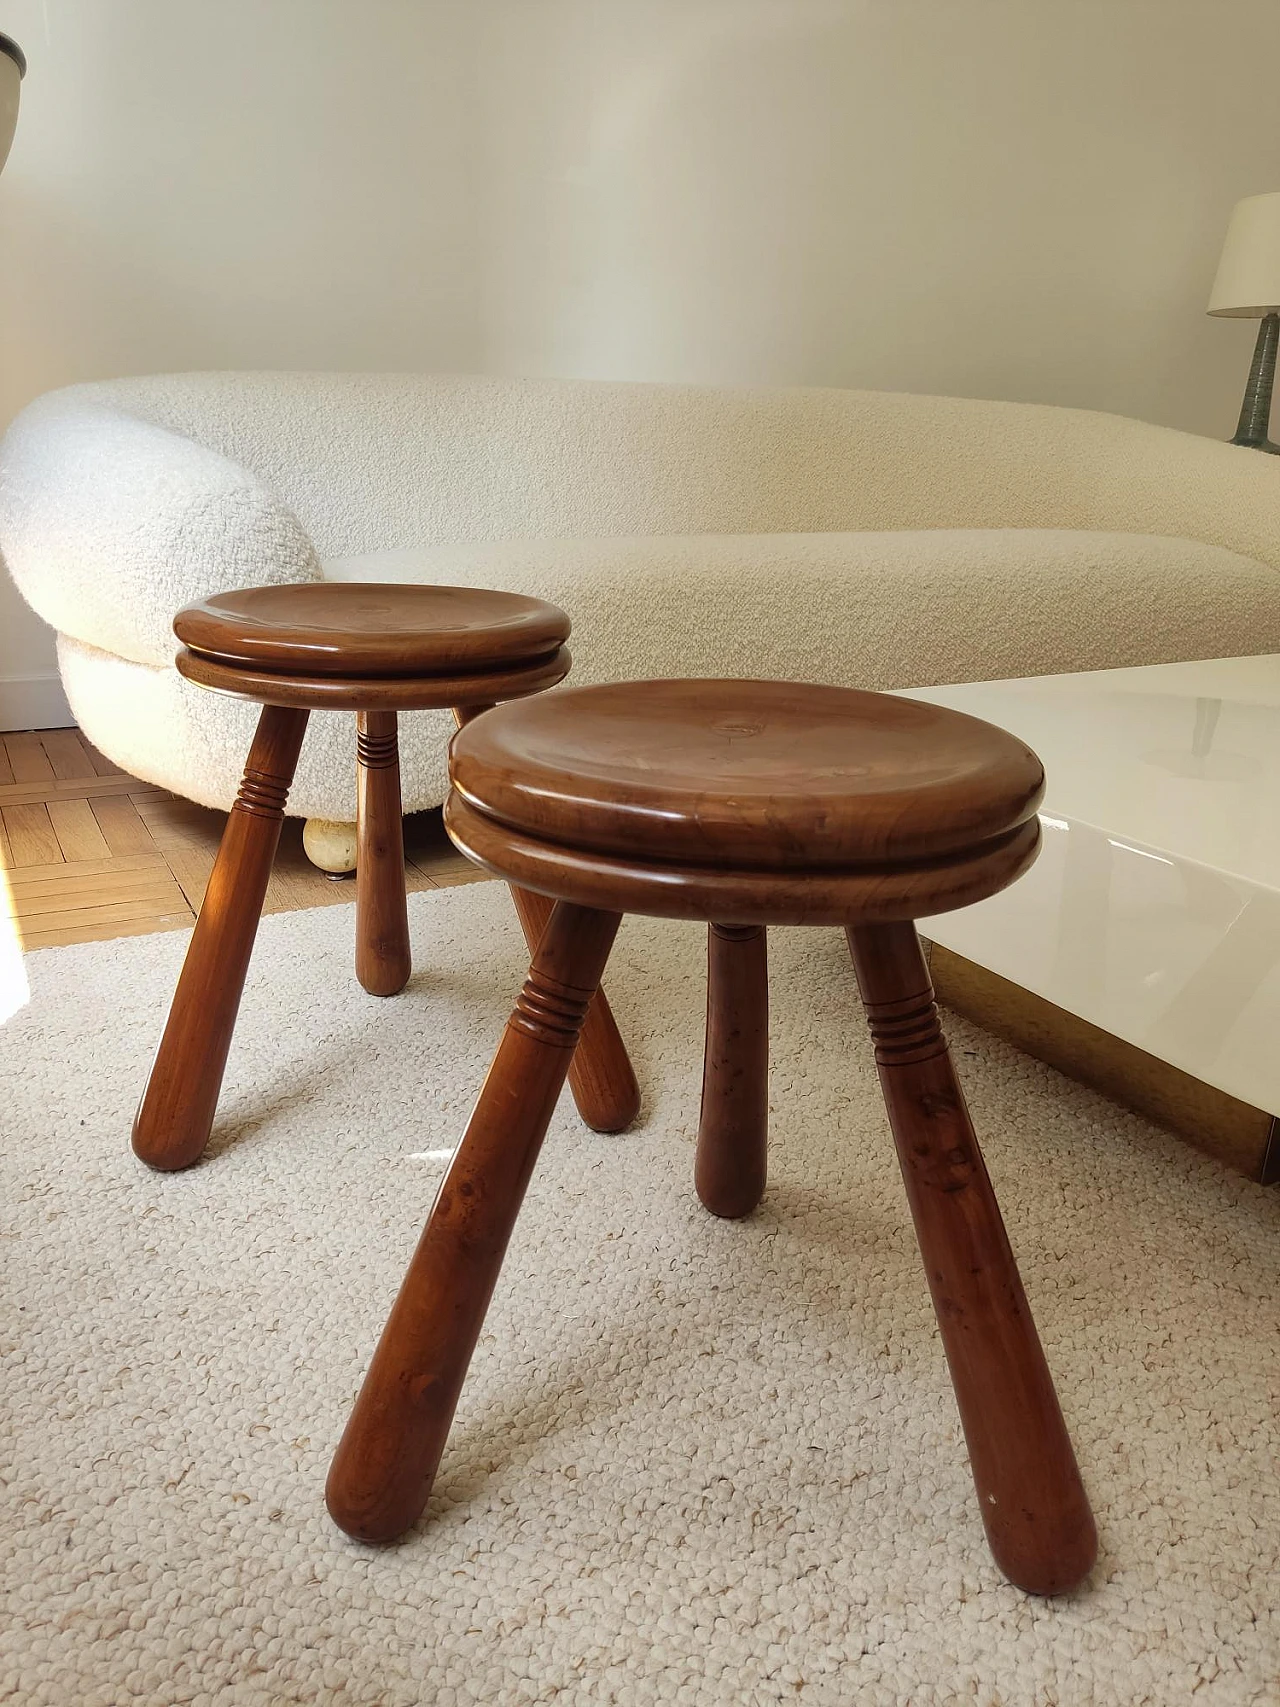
0, 672, 75, 732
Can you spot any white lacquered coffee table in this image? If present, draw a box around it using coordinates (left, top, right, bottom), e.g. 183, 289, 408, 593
905, 654, 1280, 1183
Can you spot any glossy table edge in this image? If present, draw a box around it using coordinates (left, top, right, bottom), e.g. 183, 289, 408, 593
898, 656, 1280, 1118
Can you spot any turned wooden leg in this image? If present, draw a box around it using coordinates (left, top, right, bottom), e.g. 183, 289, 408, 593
355, 709, 411, 996
326, 901, 622, 1542
508, 887, 640, 1133
452, 705, 639, 1134
132, 705, 309, 1172
696, 923, 768, 1217
847, 921, 1097, 1596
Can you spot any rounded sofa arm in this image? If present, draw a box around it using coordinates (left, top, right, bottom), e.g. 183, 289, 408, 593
0, 390, 321, 667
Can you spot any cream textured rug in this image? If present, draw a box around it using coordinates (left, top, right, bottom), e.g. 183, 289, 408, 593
2, 884, 1277, 1707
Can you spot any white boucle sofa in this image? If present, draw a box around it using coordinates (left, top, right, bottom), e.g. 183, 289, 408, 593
4, 370, 1280, 860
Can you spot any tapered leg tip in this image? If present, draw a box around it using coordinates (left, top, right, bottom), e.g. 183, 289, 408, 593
695, 1171, 766, 1219
356, 961, 413, 998
325, 1470, 419, 1545
990, 1509, 1098, 1597
577, 1082, 641, 1134
131, 1113, 207, 1172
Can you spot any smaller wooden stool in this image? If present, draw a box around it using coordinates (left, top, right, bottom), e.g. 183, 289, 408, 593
326, 678, 1098, 1595
132, 583, 639, 1174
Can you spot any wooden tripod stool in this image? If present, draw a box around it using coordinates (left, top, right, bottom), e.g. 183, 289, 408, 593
327, 679, 1098, 1596
131, 583, 638, 1173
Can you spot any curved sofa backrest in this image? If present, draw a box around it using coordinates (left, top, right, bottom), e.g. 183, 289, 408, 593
35, 370, 1280, 569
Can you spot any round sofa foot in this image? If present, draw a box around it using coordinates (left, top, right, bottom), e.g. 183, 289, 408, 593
303, 817, 358, 874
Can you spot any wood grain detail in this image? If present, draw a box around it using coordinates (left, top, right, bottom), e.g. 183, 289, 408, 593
3, 732, 55, 784
47, 798, 112, 862
3, 803, 62, 866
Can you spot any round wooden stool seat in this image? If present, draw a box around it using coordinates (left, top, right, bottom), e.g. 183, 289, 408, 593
173, 583, 572, 712
175, 582, 570, 678
447, 679, 1045, 924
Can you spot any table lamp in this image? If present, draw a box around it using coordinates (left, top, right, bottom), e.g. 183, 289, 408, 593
0, 32, 23, 174
1209, 190, 1280, 453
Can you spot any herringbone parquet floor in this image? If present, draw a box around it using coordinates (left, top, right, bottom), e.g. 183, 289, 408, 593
0, 727, 477, 950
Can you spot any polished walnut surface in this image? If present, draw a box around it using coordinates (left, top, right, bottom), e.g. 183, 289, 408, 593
330, 678, 1095, 1595
174, 645, 571, 713
135, 581, 636, 1175
174, 582, 571, 678
450, 678, 1044, 867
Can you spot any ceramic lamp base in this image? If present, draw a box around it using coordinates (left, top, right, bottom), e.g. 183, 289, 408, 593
1231, 312, 1280, 451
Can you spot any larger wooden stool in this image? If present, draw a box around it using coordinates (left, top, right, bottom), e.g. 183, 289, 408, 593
326, 678, 1098, 1595
132, 583, 639, 1173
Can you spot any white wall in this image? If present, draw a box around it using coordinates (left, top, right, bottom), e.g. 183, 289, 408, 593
1, 0, 1277, 726
0, 0, 483, 721
476, 0, 1272, 425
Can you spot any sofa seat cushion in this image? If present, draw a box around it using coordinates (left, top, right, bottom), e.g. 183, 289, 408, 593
322, 528, 1280, 695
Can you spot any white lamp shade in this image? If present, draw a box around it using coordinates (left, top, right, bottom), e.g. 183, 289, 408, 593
1208, 191, 1280, 317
